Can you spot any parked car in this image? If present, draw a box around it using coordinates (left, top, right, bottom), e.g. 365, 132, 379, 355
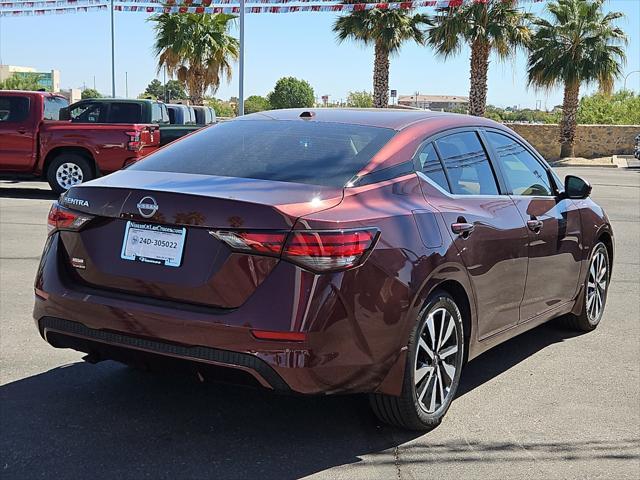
192, 105, 217, 126
165, 103, 196, 125
66, 98, 202, 146
634, 133, 640, 160
0, 90, 160, 193
35, 109, 613, 430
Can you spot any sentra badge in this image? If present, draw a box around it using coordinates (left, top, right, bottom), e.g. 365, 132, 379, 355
64, 197, 89, 208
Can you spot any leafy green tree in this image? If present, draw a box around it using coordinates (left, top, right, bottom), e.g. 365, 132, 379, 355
428, 0, 532, 117
244, 95, 271, 114
206, 97, 235, 117
267, 77, 315, 109
346, 90, 373, 108
527, 0, 627, 157
334, 6, 428, 108
0, 73, 44, 91
81, 88, 102, 99
152, 13, 239, 105
142, 79, 187, 101
577, 90, 640, 125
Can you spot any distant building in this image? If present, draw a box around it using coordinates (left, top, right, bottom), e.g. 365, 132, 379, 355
59, 88, 82, 104
398, 94, 469, 111
0, 65, 61, 92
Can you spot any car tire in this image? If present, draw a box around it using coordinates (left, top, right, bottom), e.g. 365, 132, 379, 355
369, 291, 465, 431
562, 242, 610, 332
46, 153, 94, 194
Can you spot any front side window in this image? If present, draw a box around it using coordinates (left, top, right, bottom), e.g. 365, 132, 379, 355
70, 102, 104, 123
486, 131, 553, 196
436, 131, 499, 195
0, 96, 30, 123
43, 96, 69, 120
131, 119, 396, 188
151, 103, 168, 124
416, 143, 449, 192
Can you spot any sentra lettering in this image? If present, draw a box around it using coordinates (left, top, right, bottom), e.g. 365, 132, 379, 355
64, 197, 89, 208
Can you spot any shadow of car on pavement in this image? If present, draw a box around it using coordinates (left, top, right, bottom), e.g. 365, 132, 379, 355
0, 321, 590, 479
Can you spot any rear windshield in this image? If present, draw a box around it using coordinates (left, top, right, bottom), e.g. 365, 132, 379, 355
131, 119, 396, 187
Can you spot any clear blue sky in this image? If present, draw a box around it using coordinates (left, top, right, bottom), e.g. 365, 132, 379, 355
0, 0, 638, 108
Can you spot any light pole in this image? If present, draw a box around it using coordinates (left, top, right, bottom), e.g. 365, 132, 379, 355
110, 0, 116, 97
623, 71, 640, 91
238, 0, 245, 116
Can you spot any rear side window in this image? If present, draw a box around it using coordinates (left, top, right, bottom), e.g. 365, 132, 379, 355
131, 119, 396, 188
486, 132, 553, 196
416, 143, 449, 192
436, 132, 499, 195
108, 103, 142, 123
43, 96, 68, 120
0, 96, 30, 123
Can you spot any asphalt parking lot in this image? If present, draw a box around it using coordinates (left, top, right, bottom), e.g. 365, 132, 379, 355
1, 167, 639, 480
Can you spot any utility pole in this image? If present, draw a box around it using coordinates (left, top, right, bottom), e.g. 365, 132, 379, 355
110, 0, 116, 97
238, 0, 245, 116
125, 71, 128, 98
163, 66, 167, 102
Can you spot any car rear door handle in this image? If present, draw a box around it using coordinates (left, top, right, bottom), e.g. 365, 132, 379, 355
527, 219, 543, 233
451, 222, 474, 237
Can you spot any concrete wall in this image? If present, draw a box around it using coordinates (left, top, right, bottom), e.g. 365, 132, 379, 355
506, 123, 640, 161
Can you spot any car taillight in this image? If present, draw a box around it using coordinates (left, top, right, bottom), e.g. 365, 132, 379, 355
125, 130, 141, 151
210, 228, 379, 272
47, 202, 93, 235
209, 231, 287, 255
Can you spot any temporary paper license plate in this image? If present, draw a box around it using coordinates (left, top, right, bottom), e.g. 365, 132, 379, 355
120, 221, 186, 267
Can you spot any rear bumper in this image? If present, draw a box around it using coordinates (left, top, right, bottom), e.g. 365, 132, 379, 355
39, 316, 290, 391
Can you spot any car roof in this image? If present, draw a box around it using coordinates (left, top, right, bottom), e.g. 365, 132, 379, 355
1, 90, 65, 99
240, 108, 497, 131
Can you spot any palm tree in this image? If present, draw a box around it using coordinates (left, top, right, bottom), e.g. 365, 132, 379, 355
333, 6, 429, 108
428, 0, 532, 117
527, 0, 627, 158
151, 13, 239, 105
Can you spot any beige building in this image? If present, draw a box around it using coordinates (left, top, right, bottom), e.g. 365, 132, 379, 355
0, 65, 61, 92
398, 94, 469, 111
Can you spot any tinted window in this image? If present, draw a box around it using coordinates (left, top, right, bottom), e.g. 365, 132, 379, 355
416, 143, 449, 192
108, 103, 142, 123
70, 102, 104, 123
0, 96, 29, 123
151, 103, 162, 123
486, 132, 553, 196
436, 132, 499, 195
43, 96, 68, 120
167, 107, 176, 124
131, 119, 396, 188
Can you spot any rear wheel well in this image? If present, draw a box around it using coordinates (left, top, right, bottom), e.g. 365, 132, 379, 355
43, 147, 96, 179
597, 231, 614, 271
431, 280, 472, 364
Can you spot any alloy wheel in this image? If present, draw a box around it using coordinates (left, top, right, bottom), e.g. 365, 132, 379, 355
415, 307, 460, 414
55, 162, 84, 190
587, 249, 608, 323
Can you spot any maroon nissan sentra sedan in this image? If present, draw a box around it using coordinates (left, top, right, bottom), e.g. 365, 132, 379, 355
34, 109, 613, 430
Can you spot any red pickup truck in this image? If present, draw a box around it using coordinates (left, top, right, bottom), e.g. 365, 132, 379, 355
0, 90, 159, 193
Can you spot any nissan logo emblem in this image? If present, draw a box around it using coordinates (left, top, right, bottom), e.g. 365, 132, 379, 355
137, 196, 158, 218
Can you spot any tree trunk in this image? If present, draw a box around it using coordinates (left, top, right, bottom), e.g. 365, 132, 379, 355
560, 81, 580, 158
373, 41, 390, 109
468, 39, 490, 117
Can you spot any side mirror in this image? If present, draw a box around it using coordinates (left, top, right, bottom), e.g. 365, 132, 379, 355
564, 175, 592, 199
58, 107, 70, 121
